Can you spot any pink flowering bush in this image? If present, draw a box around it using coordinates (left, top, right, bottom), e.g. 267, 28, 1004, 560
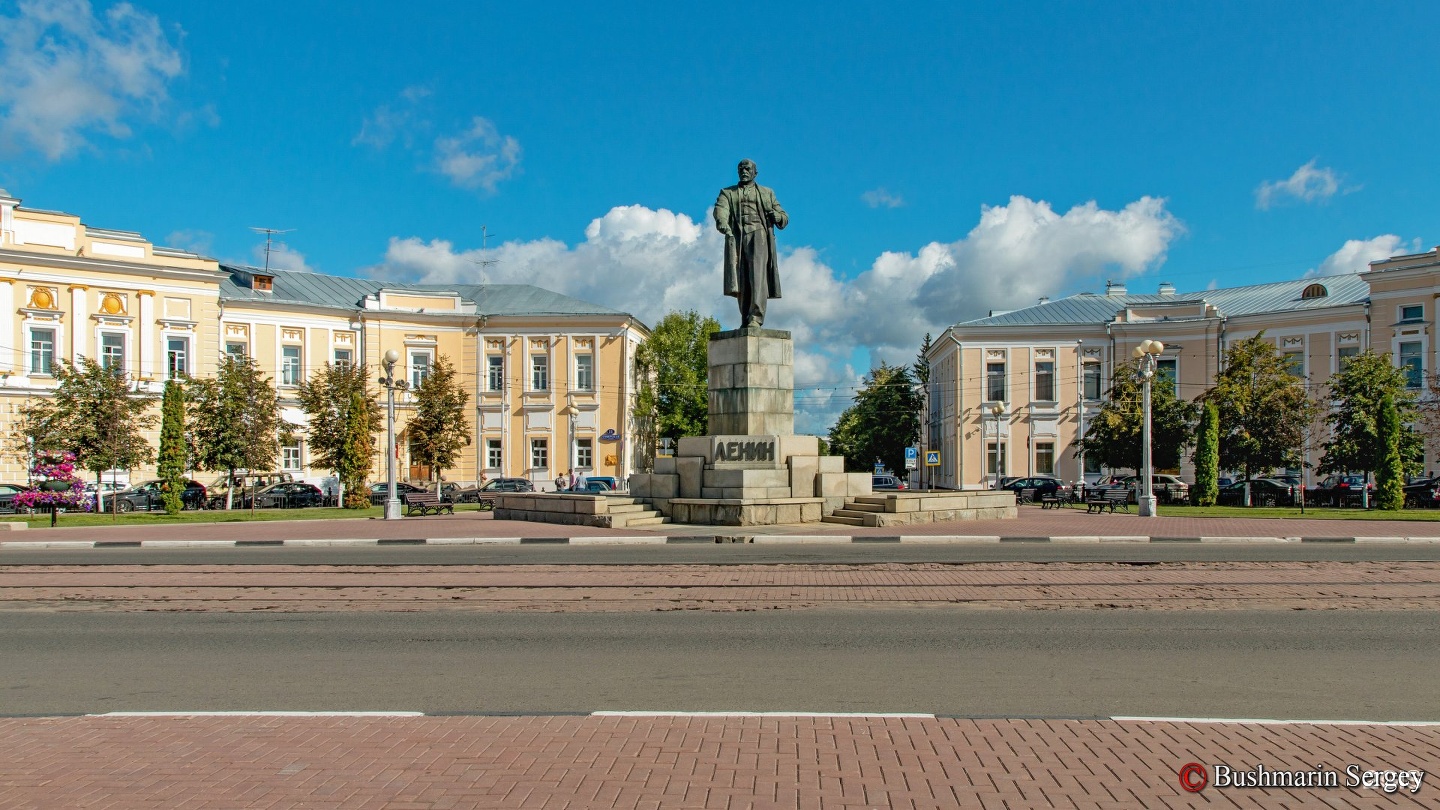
14, 450, 92, 513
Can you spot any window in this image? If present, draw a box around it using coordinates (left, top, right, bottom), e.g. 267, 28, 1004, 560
166, 337, 188, 379
577, 438, 593, 468
1033, 360, 1054, 401
531, 353, 549, 391
1082, 362, 1101, 400
986, 441, 1007, 477
1337, 345, 1359, 372
487, 355, 505, 392
575, 353, 594, 391
1156, 358, 1178, 395
225, 342, 247, 361
29, 328, 55, 375
1035, 442, 1055, 476
1301, 283, 1328, 300
1282, 351, 1304, 378
487, 439, 503, 469
410, 351, 431, 389
333, 349, 353, 370
1400, 304, 1424, 323
530, 438, 548, 469
1399, 342, 1423, 388
101, 333, 125, 371
1084, 453, 1102, 475
281, 443, 302, 471
281, 345, 302, 386
986, 361, 1006, 402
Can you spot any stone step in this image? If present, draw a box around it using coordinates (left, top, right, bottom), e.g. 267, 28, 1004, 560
604, 497, 640, 506
607, 503, 649, 514
841, 501, 886, 513
621, 515, 670, 527
820, 514, 865, 526
831, 508, 879, 520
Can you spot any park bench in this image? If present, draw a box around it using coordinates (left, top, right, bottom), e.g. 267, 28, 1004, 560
403, 491, 454, 516
1085, 490, 1131, 514
1016, 487, 1037, 505
1039, 491, 1064, 509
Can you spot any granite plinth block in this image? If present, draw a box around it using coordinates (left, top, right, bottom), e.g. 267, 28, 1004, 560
707, 329, 794, 437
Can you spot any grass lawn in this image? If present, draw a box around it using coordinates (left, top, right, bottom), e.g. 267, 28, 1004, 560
1110, 504, 1440, 521
10, 503, 489, 528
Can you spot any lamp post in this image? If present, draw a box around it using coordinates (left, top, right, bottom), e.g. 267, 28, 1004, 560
1132, 340, 1164, 517
379, 349, 409, 520
988, 402, 1005, 489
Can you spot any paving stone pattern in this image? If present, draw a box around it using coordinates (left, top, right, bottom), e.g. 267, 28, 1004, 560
2, 715, 1436, 808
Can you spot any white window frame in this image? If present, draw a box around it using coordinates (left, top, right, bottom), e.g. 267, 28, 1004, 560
985, 357, 1006, 403
1035, 441, 1056, 476
1398, 340, 1424, 389
1032, 356, 1055, 402
225, 341, 248, 361
1155, 357, 1179, 396
986, 440, 1007, 477
574, 352, 594, 392
1399, 303, 1425, 323
409, 349, 433, 389
1336, 344, 1360, 374
530, 438, 548, 470
333, 348, 353, 370
577, 438, 594, 469
531, 352, 549, 392
28, 325, 56, 376
486, 439, 503, 470
98, 330, 127, 372
281, 344, 302, 387
281, 442, 302, 471
165, 335, 190, 380
487, 354, 505, 392
1082, 361, 1102, 401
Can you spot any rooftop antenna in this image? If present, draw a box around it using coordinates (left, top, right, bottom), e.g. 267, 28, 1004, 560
468, 225, 499, 282
249, 227, 294, 273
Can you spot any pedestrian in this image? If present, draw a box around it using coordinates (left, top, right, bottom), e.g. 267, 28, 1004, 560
554, 472, 566, 492
567, 469, 577, 490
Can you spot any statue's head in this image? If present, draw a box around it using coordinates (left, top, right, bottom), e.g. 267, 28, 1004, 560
737, 159, 757, 183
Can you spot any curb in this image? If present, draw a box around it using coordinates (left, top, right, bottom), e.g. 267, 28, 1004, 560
3, 535, 1438, 550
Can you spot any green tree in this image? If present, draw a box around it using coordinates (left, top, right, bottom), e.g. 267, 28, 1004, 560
1078, 359, 1198, 473
15, 357, 155, 508
157, 380, 188, 515
1192, 401, 1220, 506
1375, 393, 1405, 510
408, 354, 470, 482
299, 362, 381, 507
827, 362, 922, 475
1203, 334, 1317, 484
1318, 350, 1423, 485
188, 356, 281, 509
632, 310, 720, 470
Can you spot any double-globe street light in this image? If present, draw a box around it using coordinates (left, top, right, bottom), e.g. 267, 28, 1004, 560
1132, 339, 1164, 517
987, 401, 1006, 490
379, 349, 409, 520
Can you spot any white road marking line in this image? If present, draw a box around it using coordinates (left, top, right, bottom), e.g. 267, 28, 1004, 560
1111, 716, 1440, 726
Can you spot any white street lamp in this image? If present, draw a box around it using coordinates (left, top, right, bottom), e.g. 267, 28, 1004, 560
988, 401, 1006, 490
1132, 339, 1164, 517
379, 349, 409, 520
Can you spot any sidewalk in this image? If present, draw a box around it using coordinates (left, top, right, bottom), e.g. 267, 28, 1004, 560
2, 507, 1439, 548
3, 714, 1435, 808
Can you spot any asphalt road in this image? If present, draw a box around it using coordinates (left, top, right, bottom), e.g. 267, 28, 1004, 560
5, 610, 1437, 720
5, 542, 1440, 565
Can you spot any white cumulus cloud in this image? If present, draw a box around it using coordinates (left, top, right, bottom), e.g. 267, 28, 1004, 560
368, 195, 1181, 433
434, 116, 521, 192
0, 0, 184, 160
1255, 159, 1344, 210
1310, 235, 1420, 277
861, 188, 904, 208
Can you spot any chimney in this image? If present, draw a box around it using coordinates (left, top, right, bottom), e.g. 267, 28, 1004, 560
1158, 282, 1176, 296
1105, 279, 1127, 297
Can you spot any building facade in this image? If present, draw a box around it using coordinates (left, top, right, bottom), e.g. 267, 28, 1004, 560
926, 251, 1439, 489
0, 190, 647, 491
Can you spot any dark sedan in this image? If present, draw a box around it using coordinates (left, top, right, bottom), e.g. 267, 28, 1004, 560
1404, 476, 1440, 509
113, 479, 208, 512
1307, 474, 1373, 507
1217, 478, 1300, 507
369, 482, 430, 505
1001, 476, 1073, 502
243, 482, 325, 509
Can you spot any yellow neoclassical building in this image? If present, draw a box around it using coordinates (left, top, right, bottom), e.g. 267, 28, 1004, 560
0, 189, 648, 490
925, 251, 1440, 490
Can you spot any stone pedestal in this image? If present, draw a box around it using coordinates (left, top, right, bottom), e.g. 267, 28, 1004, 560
707, 328, 794, 436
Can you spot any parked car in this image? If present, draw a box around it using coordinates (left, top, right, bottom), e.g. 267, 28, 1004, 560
1000, 475, 1073, 502
0, 483, 32, 513
873, 474, 907, 490
242, 482, 325, 509
561, 479, 614, 494
991, 476, 1022, 490
368, 481, 430, 506
478, 477, 536, 494
1307, 474, 1374, 507
112, 479, 208, 512
1403, 476, 1440, 509
1217, 478, 1300, 507
585, 476, 620, 491
206, 472, 294, 509
1120, 474, 1190, 504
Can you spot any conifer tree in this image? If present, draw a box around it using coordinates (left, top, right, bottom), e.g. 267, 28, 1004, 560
1375, 393, 1405, 510
157, 380, 188, 514
1192, 401, 1220, 506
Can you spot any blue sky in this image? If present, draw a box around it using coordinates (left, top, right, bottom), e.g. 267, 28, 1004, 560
2, 1, 1437, 431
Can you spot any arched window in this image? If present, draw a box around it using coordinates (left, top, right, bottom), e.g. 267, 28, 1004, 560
1301, 283, 1328, 300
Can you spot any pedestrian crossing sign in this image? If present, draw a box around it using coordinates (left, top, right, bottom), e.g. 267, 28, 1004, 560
925, 451, 941, 466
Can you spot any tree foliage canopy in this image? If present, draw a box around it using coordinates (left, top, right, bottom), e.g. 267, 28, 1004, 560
16, 357, 155, 482
1318, 350, 1423, 479
408, 354, 470, 481
633, 310, 720, 470
1078, 358, 1198, 473
1192, 401, 1220, 506
1375, 392, 1405, 510
298, 362, 381, 503
157, 380, 188, 515
1204, 334, 1317, 478
828, 362, 922, 475
187, 356, 281, 508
